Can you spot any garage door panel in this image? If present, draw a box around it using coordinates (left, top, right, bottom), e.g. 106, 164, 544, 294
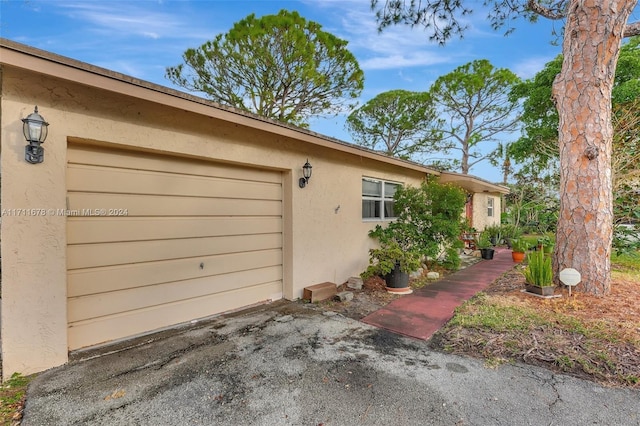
68, 233, 282, 270
68, 145, 282, 183
67, 144, 284, 350
68, 280, 282, 349
68, 265, 282, 322
68, 165, 282, 200
67, 193, 282, 217
68, 217, 283, 245
68, 249, 282, 297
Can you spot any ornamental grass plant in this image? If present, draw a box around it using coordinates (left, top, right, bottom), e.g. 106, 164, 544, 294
523, 248, 553, 287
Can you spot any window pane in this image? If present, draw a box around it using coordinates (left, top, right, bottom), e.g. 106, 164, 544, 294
362, 200, 381, 218
362, 179, 382, 197
384, 182, 399, 198
384, 200, 396, 218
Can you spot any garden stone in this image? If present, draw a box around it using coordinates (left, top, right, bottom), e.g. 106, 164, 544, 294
334, 291, 354, 302
426, 271, 440, 280
410, 268, 424, 279
346, 277, 363, 290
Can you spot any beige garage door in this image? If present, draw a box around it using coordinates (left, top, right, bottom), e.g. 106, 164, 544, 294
66, 144, 283, 350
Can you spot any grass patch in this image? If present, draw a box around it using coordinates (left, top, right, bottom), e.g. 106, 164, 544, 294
1, 373, 33, 425
612, 251, 640, 279
448, 294, 550, 333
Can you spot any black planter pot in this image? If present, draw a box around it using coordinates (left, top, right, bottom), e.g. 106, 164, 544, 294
385, 263, 409, 288
384, 263, 411, 294
525, 284, 555, 296
480, 248, 495, 260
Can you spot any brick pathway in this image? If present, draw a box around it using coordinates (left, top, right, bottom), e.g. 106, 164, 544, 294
362, 248, 515, 340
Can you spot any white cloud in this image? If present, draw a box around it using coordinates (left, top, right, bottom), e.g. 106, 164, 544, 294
512, 55, 556, 79
312, 5, 457, 71
51, 1, 213, 41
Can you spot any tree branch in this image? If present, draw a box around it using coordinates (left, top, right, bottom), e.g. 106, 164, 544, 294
625, 21, 640, 37
526, 0, 565, 20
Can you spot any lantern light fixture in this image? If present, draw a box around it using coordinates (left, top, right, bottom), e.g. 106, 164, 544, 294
299, 159, 312, 188
22, 106, 49, 164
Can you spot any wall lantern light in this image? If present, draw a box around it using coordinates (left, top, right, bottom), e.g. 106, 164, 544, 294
298, 159, 312, 188
22, 106, 49, 164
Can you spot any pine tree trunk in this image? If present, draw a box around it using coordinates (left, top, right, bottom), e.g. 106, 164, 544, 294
552, 0, 636, 295
461, 146, 470, 174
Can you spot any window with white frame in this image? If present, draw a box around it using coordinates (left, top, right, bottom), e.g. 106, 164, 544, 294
362, 178, 401, 220
487, 197, 495, 217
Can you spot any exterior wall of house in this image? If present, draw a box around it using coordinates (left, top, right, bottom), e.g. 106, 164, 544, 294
0, 64, 426, 378
472, 193, 502, 231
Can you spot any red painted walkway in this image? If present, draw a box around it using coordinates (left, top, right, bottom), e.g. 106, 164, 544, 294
362, 248, 515, 340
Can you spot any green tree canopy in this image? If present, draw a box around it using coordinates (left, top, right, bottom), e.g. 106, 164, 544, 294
345, 90, 439, 158
427, 59, 522, 174
166, 10, 364, 127
510, 36, 640, 253
510, 36, 640, 171
613, 36, 640, 104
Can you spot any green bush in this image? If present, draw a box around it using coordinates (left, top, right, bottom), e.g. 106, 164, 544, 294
522, 236, 540, 251
442, 246, 462, 270
500, 224, 523, 240
365, 177, 467, 274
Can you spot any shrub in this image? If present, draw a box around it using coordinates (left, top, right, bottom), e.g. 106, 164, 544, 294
500, 224, 523, 240
366, 177, 467, 272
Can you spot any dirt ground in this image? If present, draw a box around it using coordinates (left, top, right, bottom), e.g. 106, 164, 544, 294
317, 275, 403, 319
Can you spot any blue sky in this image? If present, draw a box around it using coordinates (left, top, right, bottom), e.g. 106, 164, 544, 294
0, 0, 600, 182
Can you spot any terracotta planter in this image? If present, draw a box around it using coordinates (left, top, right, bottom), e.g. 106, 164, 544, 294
512, 251, 525, 263
525, 284, 555, 296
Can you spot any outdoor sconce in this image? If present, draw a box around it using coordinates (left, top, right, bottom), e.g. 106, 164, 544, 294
298, 159, 312, 188
466, 193, 473, 203
22, 106, 49, 164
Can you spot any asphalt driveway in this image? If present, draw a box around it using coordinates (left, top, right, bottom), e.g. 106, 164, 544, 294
23, 300, 640, 425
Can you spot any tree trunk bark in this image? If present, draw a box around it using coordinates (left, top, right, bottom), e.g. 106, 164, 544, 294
461, 144, 470, 174
552, 0, 636, 295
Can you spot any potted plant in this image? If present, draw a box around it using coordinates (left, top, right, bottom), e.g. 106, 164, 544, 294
484, 224, 503, 246
500, 224, 523, 249
510, 238, 527, 263
475, 233, 495, 260
538, 233, 555, 254
523, 248, 554, 296
361, 240, 421, 293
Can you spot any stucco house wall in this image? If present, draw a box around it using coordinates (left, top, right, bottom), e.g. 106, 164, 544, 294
0, 39, 508, 379
471, 192, 502, 231
438, 172, 507, 231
